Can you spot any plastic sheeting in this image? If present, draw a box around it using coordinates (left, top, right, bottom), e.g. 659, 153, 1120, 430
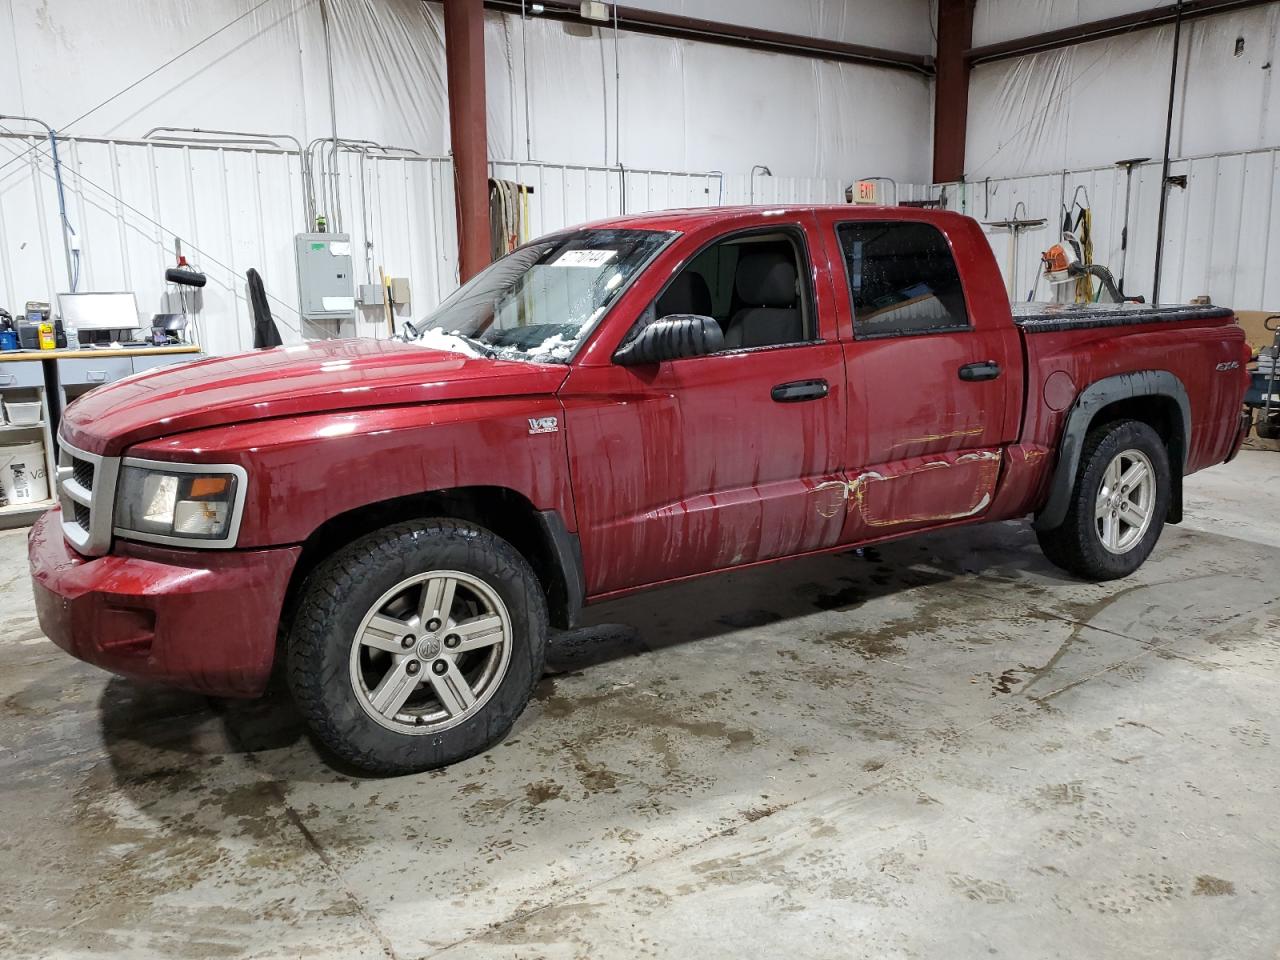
2, 0, 934, 183
0, 0, 450, 155
483, 7, 934, 182
624, 0, 934, 54
972, 0, 1158, 47
966, 3, 1280, 180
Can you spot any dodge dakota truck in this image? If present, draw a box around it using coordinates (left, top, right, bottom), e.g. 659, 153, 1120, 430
30, 206, 1251, 774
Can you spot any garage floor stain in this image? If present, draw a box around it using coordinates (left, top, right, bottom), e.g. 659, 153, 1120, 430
0, 453, 1278, 959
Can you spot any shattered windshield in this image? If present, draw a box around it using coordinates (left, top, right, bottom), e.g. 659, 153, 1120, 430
409, 228, 674, 363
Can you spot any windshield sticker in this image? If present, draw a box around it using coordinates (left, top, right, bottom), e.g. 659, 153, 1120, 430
553, 249, 617, 268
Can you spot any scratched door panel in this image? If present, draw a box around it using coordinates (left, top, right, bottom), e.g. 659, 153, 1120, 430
840, 330, 1015, 539
847, 448, 1004, 531
562, 343, 847, 597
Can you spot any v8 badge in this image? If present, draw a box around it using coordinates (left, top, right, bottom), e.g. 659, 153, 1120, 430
528, 416, 559, 435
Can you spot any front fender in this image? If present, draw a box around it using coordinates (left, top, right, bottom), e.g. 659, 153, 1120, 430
125, 400, 576, 548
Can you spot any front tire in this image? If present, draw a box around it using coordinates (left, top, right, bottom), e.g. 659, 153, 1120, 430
1036, 420, 1171, 581
288, 519, 547, 775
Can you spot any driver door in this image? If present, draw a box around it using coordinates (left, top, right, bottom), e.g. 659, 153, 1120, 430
560, 217, 849, 597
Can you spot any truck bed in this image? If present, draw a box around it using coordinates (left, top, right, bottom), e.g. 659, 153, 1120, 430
1012, 302, 1233, 334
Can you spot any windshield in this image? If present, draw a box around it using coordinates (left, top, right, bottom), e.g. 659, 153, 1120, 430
410, 228, 674, 363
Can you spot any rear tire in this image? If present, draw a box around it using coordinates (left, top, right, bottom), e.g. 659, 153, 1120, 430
288, 519, 547, 775
1036, 419, 1171, 581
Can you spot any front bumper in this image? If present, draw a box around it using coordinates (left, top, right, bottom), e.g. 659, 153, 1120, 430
29, 507, 301, 698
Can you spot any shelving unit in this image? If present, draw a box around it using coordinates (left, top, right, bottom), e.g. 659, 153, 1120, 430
0, 345, 202, 530
0, 362, 58, 529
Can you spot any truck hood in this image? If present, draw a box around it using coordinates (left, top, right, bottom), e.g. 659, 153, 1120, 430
60, 339, 571, 456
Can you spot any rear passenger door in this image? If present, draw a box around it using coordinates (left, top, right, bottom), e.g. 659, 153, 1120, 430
830, 217, 1020, 539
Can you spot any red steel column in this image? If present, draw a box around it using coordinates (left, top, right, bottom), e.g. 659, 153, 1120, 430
932, 0, 975, 184
444, 0, 491, 282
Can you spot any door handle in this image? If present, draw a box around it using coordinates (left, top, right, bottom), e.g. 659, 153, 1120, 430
958, 361, 1001, 382
772, 378, 829, 403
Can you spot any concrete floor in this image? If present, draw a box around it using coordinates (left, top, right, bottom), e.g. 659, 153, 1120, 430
1, 453, 1278, 960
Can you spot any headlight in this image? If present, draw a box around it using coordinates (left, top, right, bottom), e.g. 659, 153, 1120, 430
114, 460, 247, 546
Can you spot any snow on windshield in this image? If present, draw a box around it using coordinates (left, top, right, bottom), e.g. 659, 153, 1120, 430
407, 327, 486, 359
407, 229, 673, 364
493, 332, 577, 364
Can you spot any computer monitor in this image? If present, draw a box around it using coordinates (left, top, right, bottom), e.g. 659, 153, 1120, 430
57, 292, 140, 332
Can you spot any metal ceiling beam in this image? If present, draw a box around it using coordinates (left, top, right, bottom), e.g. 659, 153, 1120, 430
967, 0, 1278, 66
480, 0, 935, 75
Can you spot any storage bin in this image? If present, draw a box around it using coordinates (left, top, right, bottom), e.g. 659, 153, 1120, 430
0, 441, 49, 505
3, 400, 41, 426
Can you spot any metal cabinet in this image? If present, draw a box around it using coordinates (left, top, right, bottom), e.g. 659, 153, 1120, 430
0, 359, 57, 528
0, 348, 202, 530
58, 356, 134, 386
0, 364, 45, 389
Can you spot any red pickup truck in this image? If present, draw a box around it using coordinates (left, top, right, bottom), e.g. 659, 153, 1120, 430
29, 206, 1250, 774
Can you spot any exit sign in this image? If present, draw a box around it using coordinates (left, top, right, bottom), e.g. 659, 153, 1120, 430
854, 180, 879, 204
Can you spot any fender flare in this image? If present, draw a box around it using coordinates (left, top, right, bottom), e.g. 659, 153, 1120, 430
1033, 370, 1190, 532
534, 509, 586, 629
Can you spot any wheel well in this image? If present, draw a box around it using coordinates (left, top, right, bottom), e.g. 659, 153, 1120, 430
1086, 394, 1185, 524
280, 487, 579, 638
1088, 395, 1184, 464
1034, 375, 1190, 534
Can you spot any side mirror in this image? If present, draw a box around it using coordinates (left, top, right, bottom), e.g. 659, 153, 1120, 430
614, 314, 724, 366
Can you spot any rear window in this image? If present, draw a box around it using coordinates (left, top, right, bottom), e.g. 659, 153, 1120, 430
837, 221, 970, 339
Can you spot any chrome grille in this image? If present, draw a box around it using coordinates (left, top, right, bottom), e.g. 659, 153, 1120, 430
57, 441, 120, 557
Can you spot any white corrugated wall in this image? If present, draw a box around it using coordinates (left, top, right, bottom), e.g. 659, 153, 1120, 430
930, 146, 1280, 310
0, 132, 458, 354
1, 130, 877, 354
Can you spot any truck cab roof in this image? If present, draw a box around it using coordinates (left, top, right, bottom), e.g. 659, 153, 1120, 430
576, 204, 970, 234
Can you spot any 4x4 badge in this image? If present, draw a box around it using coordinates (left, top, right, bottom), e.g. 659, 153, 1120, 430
528, 416, 559, 435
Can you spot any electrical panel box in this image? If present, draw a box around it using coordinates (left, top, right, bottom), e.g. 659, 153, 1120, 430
294, 233, 355, 323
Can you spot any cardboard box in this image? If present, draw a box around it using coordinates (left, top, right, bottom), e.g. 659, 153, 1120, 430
1234, 310, 1279, 353
1244, 434, 1280, 452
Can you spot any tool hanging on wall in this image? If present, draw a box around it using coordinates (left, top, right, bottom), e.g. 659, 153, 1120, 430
161, 239, 207, 346
380, 265, 394, 337
1062, 186, 1094, 303
488, 178, 534, 259
985, 202, 1047, 301
1114, 157, 1150, 300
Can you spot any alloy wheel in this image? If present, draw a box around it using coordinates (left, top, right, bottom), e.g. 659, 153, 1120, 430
348, 570, 512, 734
1095, 448, 1156, 554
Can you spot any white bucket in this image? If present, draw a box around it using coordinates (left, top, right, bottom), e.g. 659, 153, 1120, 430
0, 442, 49, 506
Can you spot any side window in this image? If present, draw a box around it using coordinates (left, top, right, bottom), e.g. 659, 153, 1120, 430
837, 221, 970, 339
647, 230, 816, 352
